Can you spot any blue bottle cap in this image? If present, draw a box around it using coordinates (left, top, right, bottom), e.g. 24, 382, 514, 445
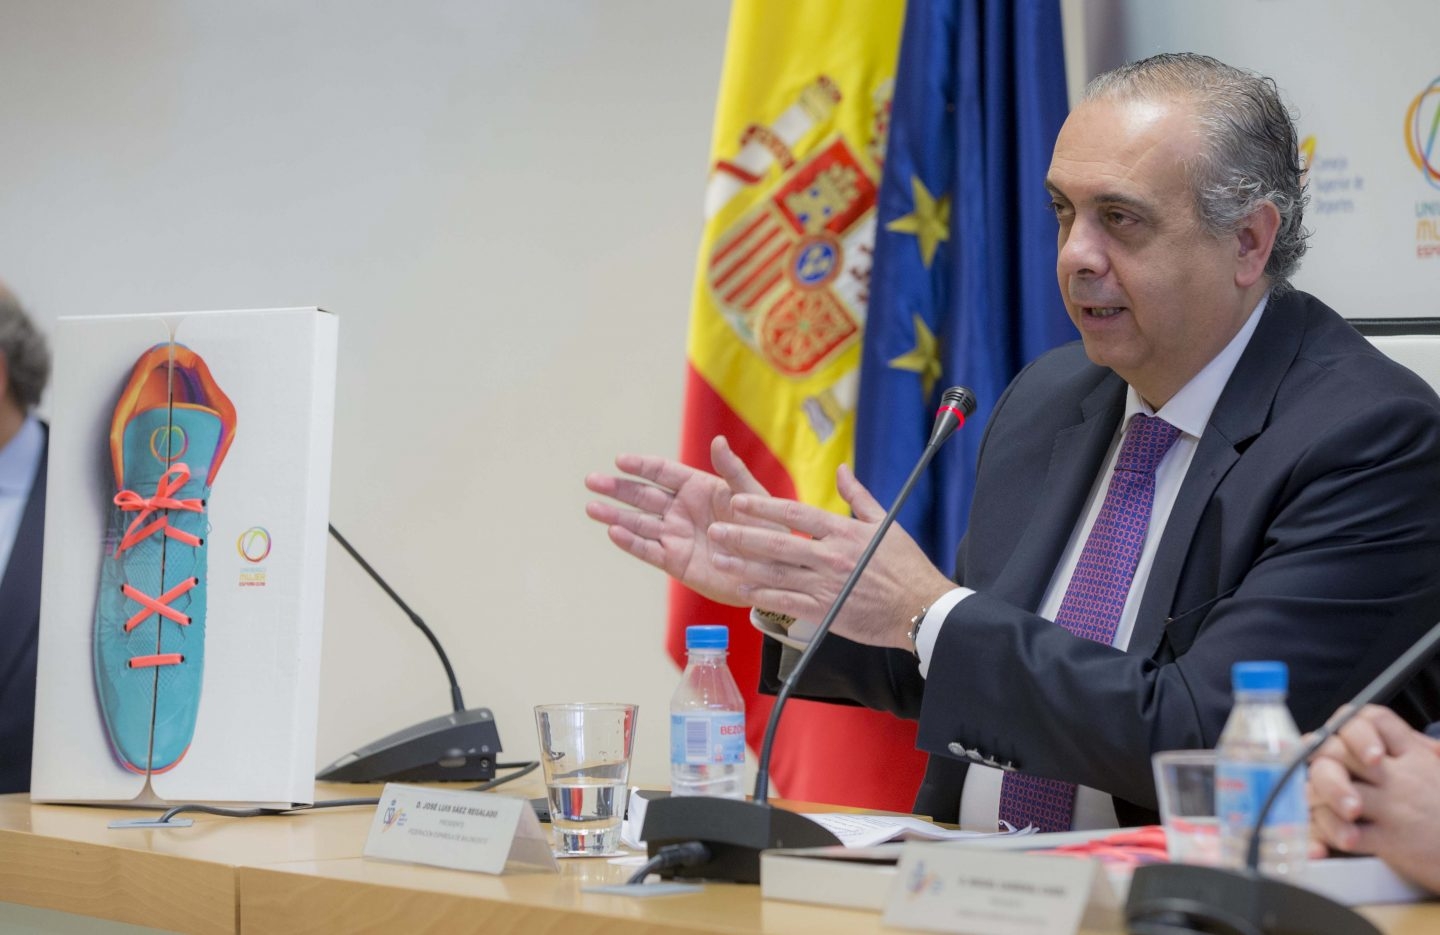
685, 625, 729, 650
1232, 661, 1288, 692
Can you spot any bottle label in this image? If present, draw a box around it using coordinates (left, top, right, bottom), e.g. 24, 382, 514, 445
670, 712, 745, 765
1216, 760, 1307, 831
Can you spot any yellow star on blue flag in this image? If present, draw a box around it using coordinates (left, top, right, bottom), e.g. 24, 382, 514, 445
888, 314, 942, 399
884, 176, 950, 267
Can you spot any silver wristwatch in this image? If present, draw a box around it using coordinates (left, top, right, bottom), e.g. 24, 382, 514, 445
906, 604, 931, 658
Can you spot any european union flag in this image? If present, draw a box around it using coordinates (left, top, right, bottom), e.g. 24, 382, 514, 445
856, 0, 1073, 566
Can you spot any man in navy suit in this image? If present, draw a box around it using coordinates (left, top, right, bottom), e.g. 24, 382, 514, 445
585, 54, 1440, 827
0, 283, 50, 794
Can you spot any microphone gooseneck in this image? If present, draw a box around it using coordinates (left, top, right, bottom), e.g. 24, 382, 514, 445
329, 524, 465, 712
753, 385, 978, 806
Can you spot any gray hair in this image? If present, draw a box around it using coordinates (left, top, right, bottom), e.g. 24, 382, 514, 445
1083, 52, 1310, 291
0, 287, 50, 410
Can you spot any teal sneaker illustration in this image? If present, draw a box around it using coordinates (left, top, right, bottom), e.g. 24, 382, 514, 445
94, 343, 236, 774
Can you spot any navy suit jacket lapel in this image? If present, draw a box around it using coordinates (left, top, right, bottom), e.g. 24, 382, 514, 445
1131, 297, 1305, 654
991, 375, 1128, 611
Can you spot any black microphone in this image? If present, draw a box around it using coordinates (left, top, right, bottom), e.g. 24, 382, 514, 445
1125, 619, 1440, 935
639, 386, 979, 884
929, 385, 977, 447
328, 524, 466, 712
316, 525, 504, 784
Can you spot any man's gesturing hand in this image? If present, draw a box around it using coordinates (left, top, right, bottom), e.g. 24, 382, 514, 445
584, 436, 781, 607
706, 463, 954, 650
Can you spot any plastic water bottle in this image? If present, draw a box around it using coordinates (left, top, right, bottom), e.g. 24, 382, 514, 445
1215, 661, 1308, 879
669, 625, 746, 798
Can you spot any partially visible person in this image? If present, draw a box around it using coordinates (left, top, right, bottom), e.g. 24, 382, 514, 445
0, 283, 50, 794
1308, 704, 1440, 893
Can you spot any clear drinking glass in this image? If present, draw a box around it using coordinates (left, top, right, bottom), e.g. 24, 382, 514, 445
533, 703, 637, 856
1152, 749, 1221, 865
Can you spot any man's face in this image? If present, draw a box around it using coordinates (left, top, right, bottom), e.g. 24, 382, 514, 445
1046, 95, 1255, 407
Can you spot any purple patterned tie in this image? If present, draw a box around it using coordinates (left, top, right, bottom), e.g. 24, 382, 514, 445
997, 413, 1181, 832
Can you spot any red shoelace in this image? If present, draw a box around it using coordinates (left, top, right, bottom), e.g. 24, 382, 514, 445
113, 462, 204, 668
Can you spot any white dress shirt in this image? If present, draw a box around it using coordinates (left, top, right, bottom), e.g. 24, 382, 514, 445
0, 415, 44, 582
917, 295, 1269, 831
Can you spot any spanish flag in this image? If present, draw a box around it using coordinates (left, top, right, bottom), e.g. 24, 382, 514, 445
671, 0, 922, 811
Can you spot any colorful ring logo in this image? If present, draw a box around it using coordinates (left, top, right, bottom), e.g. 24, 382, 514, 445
1405, 76, 1440, 191
149, 425, 189, 464
236, 526, 272, 563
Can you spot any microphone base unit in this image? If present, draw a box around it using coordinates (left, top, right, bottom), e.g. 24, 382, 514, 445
1125, 863, 1381, 935
316, 707, 502, 783
640, 795, 842, 884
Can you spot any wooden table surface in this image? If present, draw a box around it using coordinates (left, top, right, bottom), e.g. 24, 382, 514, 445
1, 782, 1433, 935
0, 784, 386, 934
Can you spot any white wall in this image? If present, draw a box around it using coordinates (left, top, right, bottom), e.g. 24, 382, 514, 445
0, 0, 728, 788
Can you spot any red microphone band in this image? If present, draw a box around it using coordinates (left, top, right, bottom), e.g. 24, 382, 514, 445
937, 405, 967, 428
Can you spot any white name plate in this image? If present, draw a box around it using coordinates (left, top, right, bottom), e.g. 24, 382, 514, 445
882, 843, 1101, 935
362, 783, 558, 875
